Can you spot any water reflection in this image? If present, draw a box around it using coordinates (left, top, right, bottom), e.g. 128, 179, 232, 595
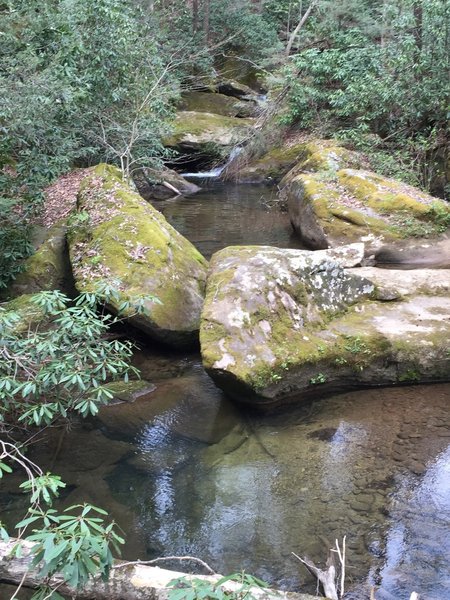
154, 182, 304, 259
2, 364, 449, 598
372, 445, 450, 600
101, 380, 449, 598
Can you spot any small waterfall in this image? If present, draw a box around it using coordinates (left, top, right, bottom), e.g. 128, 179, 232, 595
181, 146, 242, 179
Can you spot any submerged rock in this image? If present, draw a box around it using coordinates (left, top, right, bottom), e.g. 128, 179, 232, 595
200, 245, 450, 409
68, 164, 208, 347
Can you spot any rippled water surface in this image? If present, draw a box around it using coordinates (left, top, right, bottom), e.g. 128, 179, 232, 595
1, 184, 449, 600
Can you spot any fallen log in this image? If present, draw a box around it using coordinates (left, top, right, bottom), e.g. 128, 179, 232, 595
0, 538, 319, 600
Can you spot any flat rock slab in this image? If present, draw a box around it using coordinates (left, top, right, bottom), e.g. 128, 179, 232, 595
200, 245, 450, 409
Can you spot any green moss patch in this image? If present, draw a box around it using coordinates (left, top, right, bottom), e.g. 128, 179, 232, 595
68, 164, 208, 346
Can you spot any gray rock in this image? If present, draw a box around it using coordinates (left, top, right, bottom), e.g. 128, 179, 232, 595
200, 246, 450, 409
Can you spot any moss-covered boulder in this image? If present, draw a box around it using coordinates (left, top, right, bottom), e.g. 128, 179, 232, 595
286, 165, 449, 251
287, 172, 396, 250
68, 164, 208, 347
133, 166, 200, 201
283, 139, 364, 182
2, 222, 68, 298
179, 91, 259, 118
235, 139, 363, 184
200, 245, 450, 409
164, 111, 254, 154
0, 294, 48, 335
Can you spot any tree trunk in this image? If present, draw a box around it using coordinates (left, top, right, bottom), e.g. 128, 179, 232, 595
0, 538, 317, 600
413, 0, 423, 52
203, 0, 210, 44
285, 0, 318, 56
193, 0, 199, 33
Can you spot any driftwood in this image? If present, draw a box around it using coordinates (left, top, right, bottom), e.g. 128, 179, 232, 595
292, 552, 338, 600
0, 538, 317, 600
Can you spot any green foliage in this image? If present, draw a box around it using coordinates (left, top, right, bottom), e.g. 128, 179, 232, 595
281, 0, 450, 195
208, 1, 281, 61
1, 0, 177, 192
0, 197, 34, 289
0, 441, 124, 597
310, 373, 327, 385
0, 289, 139, 427
168, 571, 271, 600
23, 504, 124, 589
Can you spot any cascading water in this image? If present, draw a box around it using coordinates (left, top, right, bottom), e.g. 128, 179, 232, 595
181, 146, 242, 179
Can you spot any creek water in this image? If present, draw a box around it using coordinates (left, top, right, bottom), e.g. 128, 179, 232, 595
1, 182, 449, 600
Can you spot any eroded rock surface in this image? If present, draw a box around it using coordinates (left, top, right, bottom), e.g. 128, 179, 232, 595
200, 245, 450, 409
164, 111, 254, 153
68, 164, 208, 347
133, 166, 200, 201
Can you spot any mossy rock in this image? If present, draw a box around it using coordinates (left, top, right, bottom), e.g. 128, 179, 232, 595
133, 166, 200, 201
164, 111, 254, 151
281, 140, 364, 184
338, 169, 450, 220
2, 222, 68, 299
285, 152, 449, 250
178, 91, 259, 118
236, 142, 310, 183
0, 293, 48, 335
236, 139, 363, 184
68, 164, 208, 347
200, 246, 450, 409
287, 173, 395, 250
216, 78, 259, 99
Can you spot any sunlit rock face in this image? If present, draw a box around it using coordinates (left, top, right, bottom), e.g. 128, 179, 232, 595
200, 245, 450, 409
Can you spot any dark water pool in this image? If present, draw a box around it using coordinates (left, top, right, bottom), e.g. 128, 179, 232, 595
153, 181, 304, 259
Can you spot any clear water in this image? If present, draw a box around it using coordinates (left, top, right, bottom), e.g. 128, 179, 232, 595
153, 181, 304, 259
1, 183, 449, 600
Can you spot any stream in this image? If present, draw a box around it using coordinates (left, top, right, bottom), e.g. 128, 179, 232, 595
1, 181, 449, 600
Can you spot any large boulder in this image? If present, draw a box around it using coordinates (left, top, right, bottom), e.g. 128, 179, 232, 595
68, 164, 208, 347
164, 111, 254, 156
200, 245, 450, 409
232, 138, 363, 184
2, 222, 68, 298
179, 91, 260, 118
283, 142, 450, 252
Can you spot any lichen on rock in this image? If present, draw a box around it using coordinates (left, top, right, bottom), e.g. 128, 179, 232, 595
200, 245, 450, 409
68, 164, 208, 347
